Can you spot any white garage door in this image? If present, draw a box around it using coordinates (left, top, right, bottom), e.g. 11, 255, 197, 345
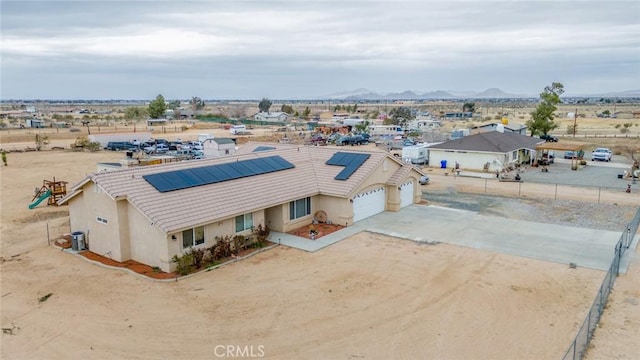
353, 187, 386, 222
400, 181, 414, 208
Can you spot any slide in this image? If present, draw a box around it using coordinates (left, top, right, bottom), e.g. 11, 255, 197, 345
28, 190, 51, 209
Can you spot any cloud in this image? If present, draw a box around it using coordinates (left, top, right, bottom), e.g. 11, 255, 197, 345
1, 0, 639, 99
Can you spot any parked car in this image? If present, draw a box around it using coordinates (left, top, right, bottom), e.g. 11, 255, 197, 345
155, 143, 169, 153
419, 175, 430, 185
348, 135, 368, 146
308, 134, 326, 146
540, 134, 558, 142
106, 141, 138, 151
591, 148, 612, 162
191, 142, 204, 151
564, 151, 576, 159
335, 136, 352, 146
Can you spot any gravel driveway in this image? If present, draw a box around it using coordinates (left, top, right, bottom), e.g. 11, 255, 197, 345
423, 191, 638, 232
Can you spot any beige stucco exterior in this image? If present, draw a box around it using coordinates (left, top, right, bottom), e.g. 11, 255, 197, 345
66, 152, 424, 273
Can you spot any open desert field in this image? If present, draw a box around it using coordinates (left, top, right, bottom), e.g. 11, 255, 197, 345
0, 138, 638, 359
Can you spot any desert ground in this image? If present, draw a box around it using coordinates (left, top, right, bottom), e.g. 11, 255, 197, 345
1, 119, 639, 359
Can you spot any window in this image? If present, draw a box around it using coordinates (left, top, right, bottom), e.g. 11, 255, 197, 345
235, 213, 253, 233
289, 197, 311, 220
182, 226, 205, 248
96, 216, 108, 224
512, 151, 518, 160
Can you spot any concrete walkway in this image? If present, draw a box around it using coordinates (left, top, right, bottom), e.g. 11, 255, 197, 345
272, 205, 638, 273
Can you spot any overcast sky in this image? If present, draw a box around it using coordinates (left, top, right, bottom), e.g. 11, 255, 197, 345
1, 0, 639, 100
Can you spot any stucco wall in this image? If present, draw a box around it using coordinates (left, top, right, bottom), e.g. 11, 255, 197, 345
429, 150, 508, 172
165, 210, 266, 272
127, 203, 169, 271
69, 182, 125, 261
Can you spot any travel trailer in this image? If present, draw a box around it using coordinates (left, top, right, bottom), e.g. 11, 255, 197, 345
402, 144, 429, 165
230, 125, 247, 135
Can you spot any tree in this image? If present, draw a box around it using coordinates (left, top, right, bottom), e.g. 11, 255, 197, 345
389, 107, 414, 129
190, 97, 205, 112
167, 100, 181, 110
463, 102, 476, 113
354, 120, 370, 133
148, 94, 167, 119
621, 144, 640, 177
124, 107, 147, 120
258, 98, 272, 113
302, 106, 311, 119
281, 104, 294, 114
526, 82, 564, 136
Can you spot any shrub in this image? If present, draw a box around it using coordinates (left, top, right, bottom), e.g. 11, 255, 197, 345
191, 248, 205, 269
252, 224, 270, 247
172, 253, 195, 275
86, 141, 102, 152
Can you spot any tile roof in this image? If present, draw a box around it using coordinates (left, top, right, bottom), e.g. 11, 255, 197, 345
64, 144, 408, 234
428, 131, 544, 153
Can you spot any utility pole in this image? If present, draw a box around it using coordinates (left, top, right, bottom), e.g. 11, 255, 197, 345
573, 107, 577, 138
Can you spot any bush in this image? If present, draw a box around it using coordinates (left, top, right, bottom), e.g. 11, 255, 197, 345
172, 253, 195, 275
86, 142, 102, 151
252, 224, 270, 247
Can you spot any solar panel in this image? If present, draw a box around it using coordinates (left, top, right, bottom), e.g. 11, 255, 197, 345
143, 155, 295, 192
326, 152, 370, 180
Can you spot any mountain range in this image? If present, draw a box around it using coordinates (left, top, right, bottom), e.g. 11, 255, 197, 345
320, 88, 640, 100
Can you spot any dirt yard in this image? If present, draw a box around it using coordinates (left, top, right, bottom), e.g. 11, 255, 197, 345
0, 141, 638, 358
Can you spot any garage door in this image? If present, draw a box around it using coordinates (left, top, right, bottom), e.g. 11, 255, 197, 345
353, 187, 386, 222
400, 181, 414, 208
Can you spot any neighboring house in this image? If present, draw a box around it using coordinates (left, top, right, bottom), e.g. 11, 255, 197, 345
254, 112, 289, 122
59, 144, 425, 272
427, 130, 544, 171
472, 123, 528, 135
203, 138, 236, 158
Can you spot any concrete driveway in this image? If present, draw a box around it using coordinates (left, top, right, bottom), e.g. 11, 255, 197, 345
274, 204, 637, 273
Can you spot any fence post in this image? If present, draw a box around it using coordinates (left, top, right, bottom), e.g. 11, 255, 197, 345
484, 179, 487, 193
518, 182, 521, 197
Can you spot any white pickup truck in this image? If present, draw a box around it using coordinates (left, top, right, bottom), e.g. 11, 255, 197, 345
591, 148, 612, 162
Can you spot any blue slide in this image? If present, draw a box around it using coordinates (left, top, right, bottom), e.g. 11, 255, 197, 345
28, 190, 51, 209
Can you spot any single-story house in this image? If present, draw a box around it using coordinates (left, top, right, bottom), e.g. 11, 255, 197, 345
427, 130, 545, 171
59, 144, 425, 272
254, 112, 289, 122
203, 138, 237, 158
472, 123, 528, 135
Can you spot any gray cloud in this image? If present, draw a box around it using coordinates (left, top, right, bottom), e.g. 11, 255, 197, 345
1, 0, 639, 99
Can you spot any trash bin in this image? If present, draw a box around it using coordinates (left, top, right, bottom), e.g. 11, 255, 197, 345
440, 160, 447, 169
71, 231, 85, 251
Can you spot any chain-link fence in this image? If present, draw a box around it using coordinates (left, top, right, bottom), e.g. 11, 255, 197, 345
561, 206, 640, 360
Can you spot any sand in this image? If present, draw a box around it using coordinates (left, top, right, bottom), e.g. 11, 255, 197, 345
1, 135, 638, 359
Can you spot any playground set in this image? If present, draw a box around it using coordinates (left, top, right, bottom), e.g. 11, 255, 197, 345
29, 177, 68, 209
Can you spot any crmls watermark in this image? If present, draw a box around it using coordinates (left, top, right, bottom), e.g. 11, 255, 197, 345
214, 345, 265, 358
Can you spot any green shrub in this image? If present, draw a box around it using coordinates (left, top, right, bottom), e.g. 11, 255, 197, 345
172, 253, 195, 275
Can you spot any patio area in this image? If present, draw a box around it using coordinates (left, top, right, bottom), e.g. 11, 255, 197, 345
287, 223, 345, 240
